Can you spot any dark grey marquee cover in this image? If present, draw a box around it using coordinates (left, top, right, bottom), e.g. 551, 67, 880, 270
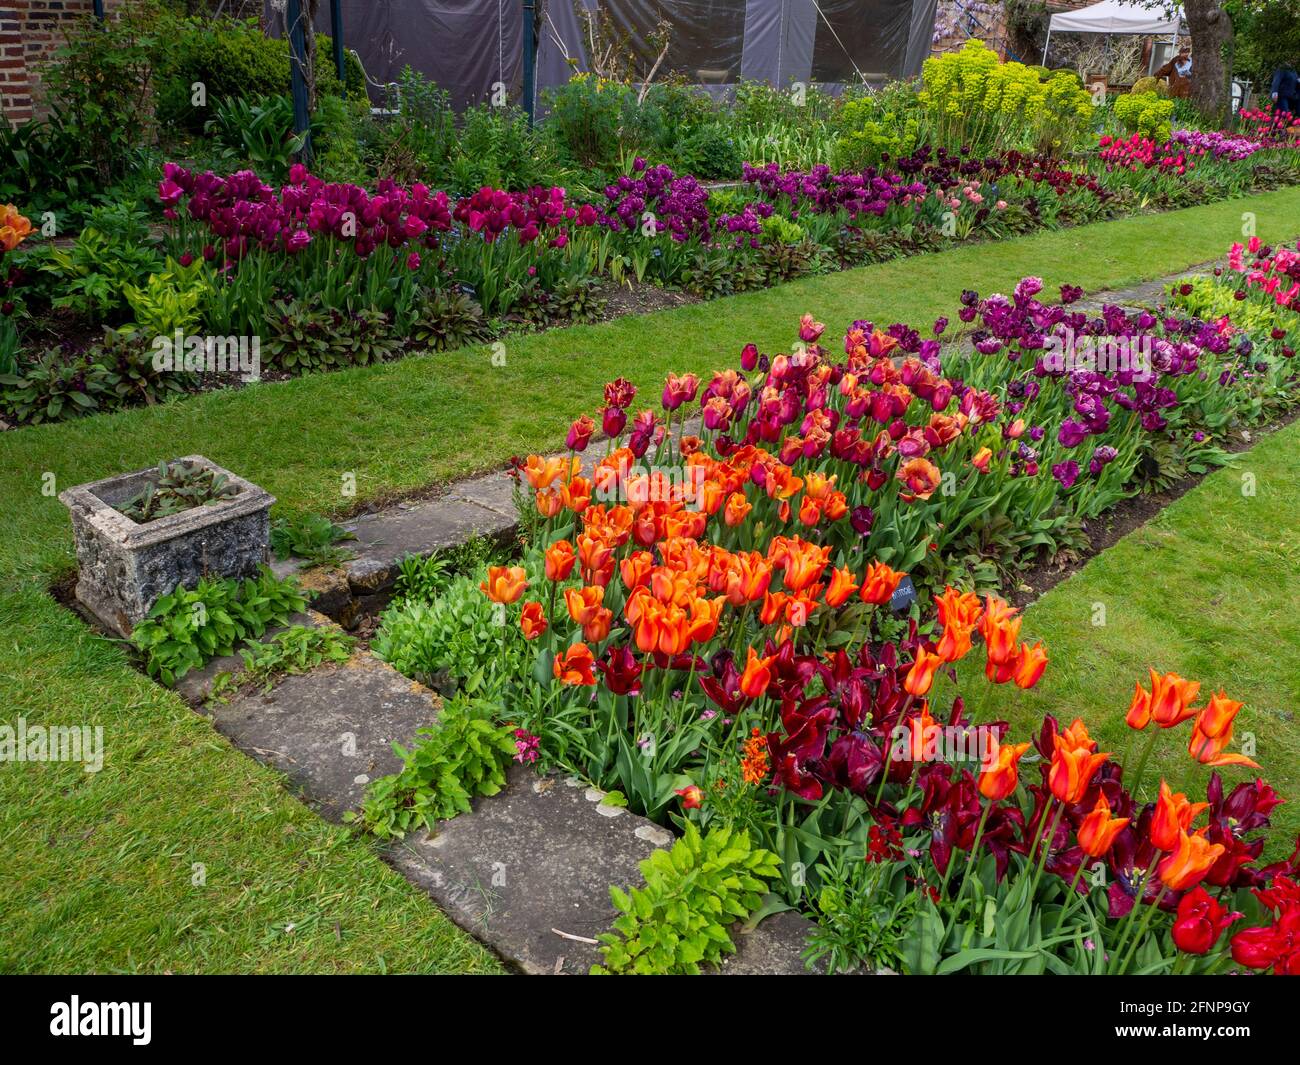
275, 0, 938, 110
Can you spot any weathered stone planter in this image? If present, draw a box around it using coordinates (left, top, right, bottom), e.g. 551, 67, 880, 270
59, 455, 275, 636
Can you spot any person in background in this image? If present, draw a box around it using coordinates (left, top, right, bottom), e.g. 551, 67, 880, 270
1156, 47, 1192, 98
1270, 62, 1299, 115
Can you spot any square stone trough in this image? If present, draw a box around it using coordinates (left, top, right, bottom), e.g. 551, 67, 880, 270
59, 454, 275, 637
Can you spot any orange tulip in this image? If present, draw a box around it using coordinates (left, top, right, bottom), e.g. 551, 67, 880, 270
1011, 641, 1048, 689
0, 204, 33, 252
1193, 691, 1243, 739
738, 646, 774, 699
896, 457, 941, 502
724, 552, 773, 607
522, 454, 568, 490
582, 606, 614, 644
1148, 669, 1201, 728
685, 596, 724, 644
905, 646, 943, 697
824, 566, 859, 608
724, 491, 752, 527
1048, 734, 1110, 805
1187, 693, 1259, 769
520, 601, 548, 639
760, 590, 788, 626
979, 740, 1031, 801
535, 488, 565, 518
544, 539, 576, 582
934, 586, 982, 662
553, 642, 596, 685
860, 561, 906, 606
564, 585, 605, 626
563, 475, 593, 513
978, 595, 1022, 667
480, 565, 528, 604
1158, 829, 1226, 892
1076, 793, 1130, 858
620, 550, 654, 591
971, 447, 992, 473
903, 702, 938, 762
1125, 680, 1152, 730
1150, 779, 1209, 851
782, 542, 830, 594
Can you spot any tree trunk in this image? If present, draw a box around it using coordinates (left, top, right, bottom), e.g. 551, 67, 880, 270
1183, 0, 1233, 123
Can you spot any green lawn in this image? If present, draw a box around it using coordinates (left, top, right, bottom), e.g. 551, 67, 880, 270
2, 189, 1299, 973
964, 416, 1300, 855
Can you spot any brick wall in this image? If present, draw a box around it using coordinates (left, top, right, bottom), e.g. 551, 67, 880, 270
0, 1, 101, 126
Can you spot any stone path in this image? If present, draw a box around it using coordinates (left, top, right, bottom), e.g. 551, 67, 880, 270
183, 258, 1236, 975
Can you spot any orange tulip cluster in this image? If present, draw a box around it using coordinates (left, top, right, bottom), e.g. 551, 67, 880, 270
1152, 781, 1224, 892
1127, 670, 1258, 769
903, 588, 1048, 697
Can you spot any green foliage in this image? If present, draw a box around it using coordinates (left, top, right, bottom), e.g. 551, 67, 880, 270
0, 106, 101, 215
270, 512, 356, 565
352, 696, 517, 839
919, 39, 1093, 155
40, 4, 165, 185
410, 288, 493, 353
592, 822, 780, 975
677, 125, 743, 180
119, 459, 239, 523
804, 857, 916, 974
37, 226, 164, 324
121, 257, 213, 337
204, 95, 308, 183
263, 296, 402, 373
153, 15, 362, 133
372, 570, 527, 695
235, 624, 355, 692
129, 567, 307, 686
0, 348, 110, 424
95, 326, 196, 408
0, 318, 19, 377
831, 97, 919, 170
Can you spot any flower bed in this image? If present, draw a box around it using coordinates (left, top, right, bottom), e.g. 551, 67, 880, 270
355, 241, 1300, 974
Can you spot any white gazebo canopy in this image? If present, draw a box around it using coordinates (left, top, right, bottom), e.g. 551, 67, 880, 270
1043, 1, 1188, 70
1048, 0, 1186, 36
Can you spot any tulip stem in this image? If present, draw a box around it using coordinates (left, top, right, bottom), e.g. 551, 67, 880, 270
1127, 727, 1161, 798
947, 803, 991, 932
1051, 862, 1088, 935
1116, 884, 1169, 975
1025, 798, 1063, 905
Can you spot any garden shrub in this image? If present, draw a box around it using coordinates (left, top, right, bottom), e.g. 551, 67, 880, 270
1114, 91, 1175, 143
352, 695, 517, 839
592, 823, 781, 975
831, 96, 919, 169
919, 39, 1093, 156
154, 16, 363, 134
677, 125, 743, 180
130, 568, 306, 686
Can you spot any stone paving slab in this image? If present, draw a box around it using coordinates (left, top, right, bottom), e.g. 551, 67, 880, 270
199, 651, 440, 822
385, 765, 823, 975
